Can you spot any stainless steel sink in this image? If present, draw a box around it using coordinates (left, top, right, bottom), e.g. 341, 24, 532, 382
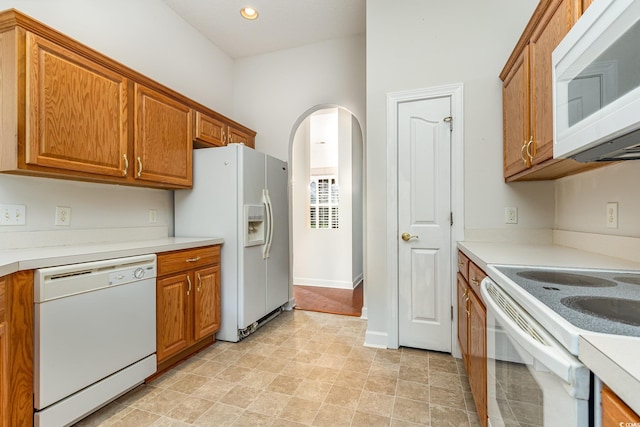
561, 296, 640, 327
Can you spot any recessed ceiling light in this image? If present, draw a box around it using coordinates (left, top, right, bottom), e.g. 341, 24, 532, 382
240, 7, 259, 20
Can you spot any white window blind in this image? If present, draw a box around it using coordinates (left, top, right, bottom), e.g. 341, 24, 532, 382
309, 177, 339, 229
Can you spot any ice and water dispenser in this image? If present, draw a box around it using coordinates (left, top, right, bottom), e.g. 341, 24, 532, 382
244, 205, 265, 246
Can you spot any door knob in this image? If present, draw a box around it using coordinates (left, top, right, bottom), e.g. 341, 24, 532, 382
401, 232, 418, 241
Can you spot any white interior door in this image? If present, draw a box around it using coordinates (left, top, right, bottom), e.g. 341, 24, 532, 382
397, 96, 452, 352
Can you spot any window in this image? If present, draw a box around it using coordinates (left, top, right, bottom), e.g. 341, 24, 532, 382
309, 177, 339, 229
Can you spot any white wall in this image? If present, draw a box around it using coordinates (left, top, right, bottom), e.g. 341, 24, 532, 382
556, 162, 640, 237
365, 0, 551, 343
352, 115, 364, 285
232, 34, 366, 161
0, 0, 234, 244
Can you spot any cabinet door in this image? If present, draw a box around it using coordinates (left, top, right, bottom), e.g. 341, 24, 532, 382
469, 289, 487, 427
228, 126, 253, 148
602, 385, 640, 427
503, 46, 531, 179
26, 32, 128, 178
134, 84, 193, 187
529, 0, 575, 166
193, 266, 221, 341
156, 273, 191, 362
194, 112, 227, 147
457, 274, 469, 369
0, 276, 5, 426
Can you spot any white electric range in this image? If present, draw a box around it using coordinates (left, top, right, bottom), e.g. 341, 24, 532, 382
481, 264, 640, 427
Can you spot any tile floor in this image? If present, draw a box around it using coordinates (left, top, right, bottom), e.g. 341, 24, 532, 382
75, 310, 480, 426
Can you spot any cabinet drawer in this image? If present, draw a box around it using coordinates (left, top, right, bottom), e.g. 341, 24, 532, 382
468, 262, 486, 300
157, 246, 220, 276
458, 251, 469, 281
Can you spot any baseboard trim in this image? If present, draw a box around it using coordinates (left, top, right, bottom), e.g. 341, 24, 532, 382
364, 330, 387, 348
293, 277, 355, 289
360, 306, 368, 320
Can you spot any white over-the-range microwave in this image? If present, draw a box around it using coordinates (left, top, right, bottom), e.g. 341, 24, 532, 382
553, 0, 640, 162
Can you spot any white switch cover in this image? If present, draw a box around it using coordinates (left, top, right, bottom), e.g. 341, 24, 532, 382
607, 202, 618, 228
55, 206, 71, 226
148, 209, 157, 224
0, 204, 26, 225
504, 207, 518, 224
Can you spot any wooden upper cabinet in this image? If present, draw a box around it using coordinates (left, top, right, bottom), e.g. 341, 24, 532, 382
0, 10, 256, 188
503, 46, 531, 178
25, 32, 129, 178
529, 0, 574, 167
228, 125, 254, 148
194, 112, 227, 147
500, 0, 607, 181
134, 84, 192, 187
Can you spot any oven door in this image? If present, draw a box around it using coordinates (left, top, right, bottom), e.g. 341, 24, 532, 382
481, 278, 590, 427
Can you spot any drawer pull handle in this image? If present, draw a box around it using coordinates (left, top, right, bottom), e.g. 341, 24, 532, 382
458, 261, 464, 267
470, 279, 479, 286
187, 275, 192, 296
186, 257, 201, 263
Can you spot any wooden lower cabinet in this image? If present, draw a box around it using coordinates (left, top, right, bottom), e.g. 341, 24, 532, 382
602, 384, 640, 427
468, 288, 487, 424
457, 251, 487, 427
0, 271, 34, 426
156, 246, 221, 373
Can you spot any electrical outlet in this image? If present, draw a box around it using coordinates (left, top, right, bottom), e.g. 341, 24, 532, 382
607, 202, 618, 228
55, 206, 71, 226
504, 207, 518, 224
148, 209, 157, 224
0, 204, 26, 226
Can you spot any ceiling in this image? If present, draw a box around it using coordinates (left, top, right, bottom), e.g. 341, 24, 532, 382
163, 0, 366, 59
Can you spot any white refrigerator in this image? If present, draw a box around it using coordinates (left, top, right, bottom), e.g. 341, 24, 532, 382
174, 144, 290, 342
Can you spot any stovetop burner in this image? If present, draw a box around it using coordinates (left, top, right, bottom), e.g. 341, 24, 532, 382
493, 265, 640, 338
516, 270, 617, 287
561, 296, 640, 327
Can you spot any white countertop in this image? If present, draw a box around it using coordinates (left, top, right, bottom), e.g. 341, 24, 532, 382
580, 334, 640, 415
0, 236, 223, 277
458, 240, 640, 416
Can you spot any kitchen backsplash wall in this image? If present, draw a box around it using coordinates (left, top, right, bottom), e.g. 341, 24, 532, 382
0, 175, 173, 248
555, 161, 640, 237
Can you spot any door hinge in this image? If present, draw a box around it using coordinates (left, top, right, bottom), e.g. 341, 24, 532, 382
443, 116, 453, 131
451, 306, 454, 320
450, 212, 453, 226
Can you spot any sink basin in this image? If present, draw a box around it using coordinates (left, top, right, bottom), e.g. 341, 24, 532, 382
516, 271, 617, 288
561, 296, 640, 327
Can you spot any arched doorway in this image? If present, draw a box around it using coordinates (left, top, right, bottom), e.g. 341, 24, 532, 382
289, 105, 365, 317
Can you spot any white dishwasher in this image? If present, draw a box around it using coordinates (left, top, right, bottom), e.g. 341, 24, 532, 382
34, 254, 157, 427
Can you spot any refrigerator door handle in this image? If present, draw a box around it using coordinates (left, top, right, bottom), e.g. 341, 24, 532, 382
263, 189, 274, 259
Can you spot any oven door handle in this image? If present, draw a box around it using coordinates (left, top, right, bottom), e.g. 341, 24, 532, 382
480, 277, 590, 399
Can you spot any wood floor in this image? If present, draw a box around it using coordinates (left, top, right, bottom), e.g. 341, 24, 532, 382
293, 282, 363, 317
